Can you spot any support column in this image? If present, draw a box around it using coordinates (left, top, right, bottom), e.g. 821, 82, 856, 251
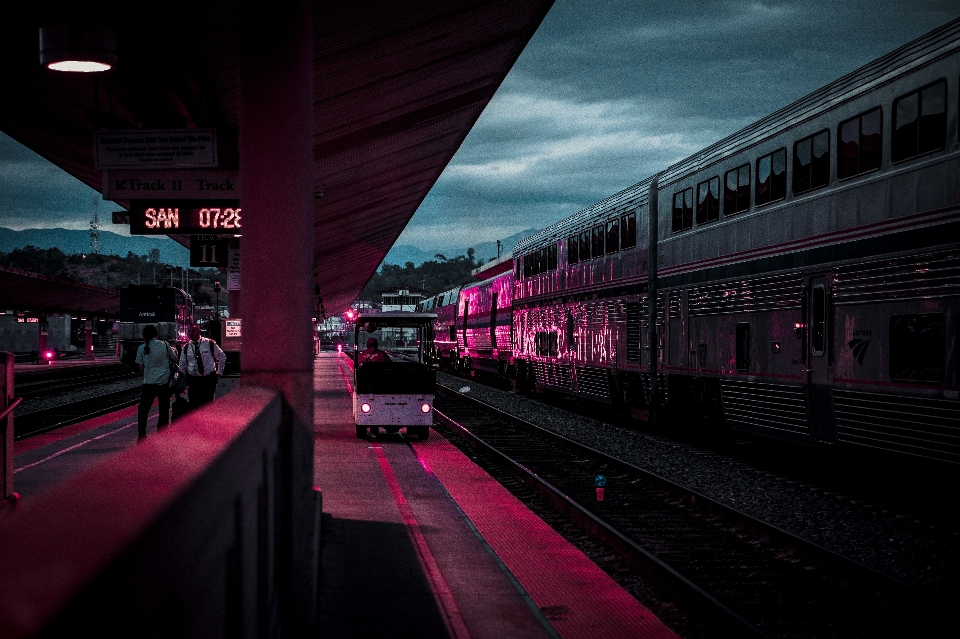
238, 10, 314, 420
239, 1, 316, 635
85, 319, 94, 360
1, 352, 16, 514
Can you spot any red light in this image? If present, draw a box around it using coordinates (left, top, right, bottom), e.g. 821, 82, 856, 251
420, 403, 431, 414
44, 351, 54, 360
361, 403, 372, 413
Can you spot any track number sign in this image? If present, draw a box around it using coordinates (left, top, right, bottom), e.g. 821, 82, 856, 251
190, 235, 230, 267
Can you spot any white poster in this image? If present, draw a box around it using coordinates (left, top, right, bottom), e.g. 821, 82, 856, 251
227, 247, 241, 291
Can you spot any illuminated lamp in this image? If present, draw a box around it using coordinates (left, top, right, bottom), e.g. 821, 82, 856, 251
360, 403, 372, 414
44, 350, 55, 363
420, 403, 431, 414
40, 25, 117, 72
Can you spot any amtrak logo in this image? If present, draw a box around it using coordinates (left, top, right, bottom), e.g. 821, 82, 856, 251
848, 338, 871, 366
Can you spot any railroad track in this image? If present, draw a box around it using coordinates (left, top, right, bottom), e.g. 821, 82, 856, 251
432, 386, 946, 638
14, 364, 140, 400
14, 388, 142, 440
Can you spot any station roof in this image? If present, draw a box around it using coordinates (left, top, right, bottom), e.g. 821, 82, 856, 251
0, 266, 119, 317
0, 1, 554, 316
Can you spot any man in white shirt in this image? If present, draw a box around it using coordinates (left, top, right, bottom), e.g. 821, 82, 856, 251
179, 323, 227, 410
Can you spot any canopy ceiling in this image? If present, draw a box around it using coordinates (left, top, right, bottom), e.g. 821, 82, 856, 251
0, 0, 554, 316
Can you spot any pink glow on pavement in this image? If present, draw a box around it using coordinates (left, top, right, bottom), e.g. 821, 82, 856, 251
411, 425, 680, 639
372, 443, 474, 639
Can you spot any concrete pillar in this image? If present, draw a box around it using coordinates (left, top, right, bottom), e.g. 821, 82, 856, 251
237, 8, 315, 417
38, 312, 47, 357
239, 1, 316, 634
85, 320, 94, 360
1, 352, 16, 514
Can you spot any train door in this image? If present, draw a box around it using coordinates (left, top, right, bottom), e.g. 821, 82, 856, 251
490, 292, 498, 351
806, 276, 837, 442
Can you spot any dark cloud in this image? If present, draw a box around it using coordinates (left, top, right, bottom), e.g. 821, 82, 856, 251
0, 133, 128, 234
400, 0, 960, 248
2, 1, 959, 252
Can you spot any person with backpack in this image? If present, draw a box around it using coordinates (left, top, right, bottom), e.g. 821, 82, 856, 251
178, 323, 227, 411
135, 324, 178, 441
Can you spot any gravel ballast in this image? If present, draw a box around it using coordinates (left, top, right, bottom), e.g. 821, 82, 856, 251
438, 372, 960, 604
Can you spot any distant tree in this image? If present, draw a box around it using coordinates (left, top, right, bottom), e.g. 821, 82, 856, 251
358, 248, 482, 302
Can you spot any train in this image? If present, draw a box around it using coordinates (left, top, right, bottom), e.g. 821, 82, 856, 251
418, 18, 960, 464
117, 284, 194, 366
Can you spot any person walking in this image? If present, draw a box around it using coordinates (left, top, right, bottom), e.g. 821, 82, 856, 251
179, 323, 226, 410
135, 324, 177, 441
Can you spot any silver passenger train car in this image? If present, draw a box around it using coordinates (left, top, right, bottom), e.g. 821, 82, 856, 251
509, 18, 960, 462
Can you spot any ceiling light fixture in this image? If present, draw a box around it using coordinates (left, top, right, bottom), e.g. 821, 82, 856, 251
39, 25, 117, 72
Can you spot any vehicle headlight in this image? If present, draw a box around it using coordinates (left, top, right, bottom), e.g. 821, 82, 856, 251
420, 403, 431, 413
361, 403, 372, 413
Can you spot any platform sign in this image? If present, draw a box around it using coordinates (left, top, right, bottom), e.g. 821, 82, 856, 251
190, 235, 230, 267
225, 319, 241, 338
127, 200, 241, 235
227, 247, 241, 291
104, 169, 239, 199
94, 129, 217, 169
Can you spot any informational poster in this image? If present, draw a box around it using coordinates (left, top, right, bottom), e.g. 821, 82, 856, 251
94, 129, 217, 168
225, 319, 242, 338
227, 247, 241, 291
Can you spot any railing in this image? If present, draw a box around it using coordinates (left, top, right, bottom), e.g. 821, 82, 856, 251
0, 385, 321, 638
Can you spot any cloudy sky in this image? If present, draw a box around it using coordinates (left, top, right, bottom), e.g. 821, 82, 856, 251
2, 1, 959, 251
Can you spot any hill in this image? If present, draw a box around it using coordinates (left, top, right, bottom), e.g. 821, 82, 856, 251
382, 228, 538, 267
0, 227, 190, 267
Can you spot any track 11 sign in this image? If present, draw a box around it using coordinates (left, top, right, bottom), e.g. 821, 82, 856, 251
190, 235, 230, 267
128, 200, 241, 235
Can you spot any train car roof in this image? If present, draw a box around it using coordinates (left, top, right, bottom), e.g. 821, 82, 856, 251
356, 311, 438, 328
515, 16, 960, 256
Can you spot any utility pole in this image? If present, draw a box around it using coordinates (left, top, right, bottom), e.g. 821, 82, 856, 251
497, 240, 501, 259
89, 196, 101, 255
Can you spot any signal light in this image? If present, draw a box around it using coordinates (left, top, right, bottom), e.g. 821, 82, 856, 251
420, 403, 431, 413
360, 403, 372, 413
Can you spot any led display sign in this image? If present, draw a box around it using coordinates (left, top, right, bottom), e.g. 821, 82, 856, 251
128, 199, 241, 235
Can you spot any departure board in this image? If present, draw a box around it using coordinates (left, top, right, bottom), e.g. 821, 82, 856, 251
128, 200, 241, 235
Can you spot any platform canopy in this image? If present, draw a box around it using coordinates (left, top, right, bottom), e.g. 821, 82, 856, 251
0, 266, 119, 317
0, 1, 554, 316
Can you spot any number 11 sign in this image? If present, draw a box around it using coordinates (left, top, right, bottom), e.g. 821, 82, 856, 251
190, 235, 230, 267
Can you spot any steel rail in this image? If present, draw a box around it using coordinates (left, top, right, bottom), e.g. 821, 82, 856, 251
434, 385, 948, 635
432, 403, 769, 639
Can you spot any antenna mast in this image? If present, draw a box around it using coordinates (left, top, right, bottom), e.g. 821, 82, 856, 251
90, 196, 101, 255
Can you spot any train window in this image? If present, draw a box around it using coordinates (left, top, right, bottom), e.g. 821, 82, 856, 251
724, 164, 750, 215
568, 235, 579, 265
523, 255, 531, 278
892, 80, 946, 163
592, 225, 604, 258
606, 218, 620, 253
621, 213, 636, 249
579, 230, 591, 261
793, 130, 830, 194
696, 176, 719, 225
889, 314, 945, 383
672, 187, 693, 232
449, 325, 456, 342
548, 244, 558, 270
735, 323, 750, 372
838, 107, 882, 179
755, 148, 786, 206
